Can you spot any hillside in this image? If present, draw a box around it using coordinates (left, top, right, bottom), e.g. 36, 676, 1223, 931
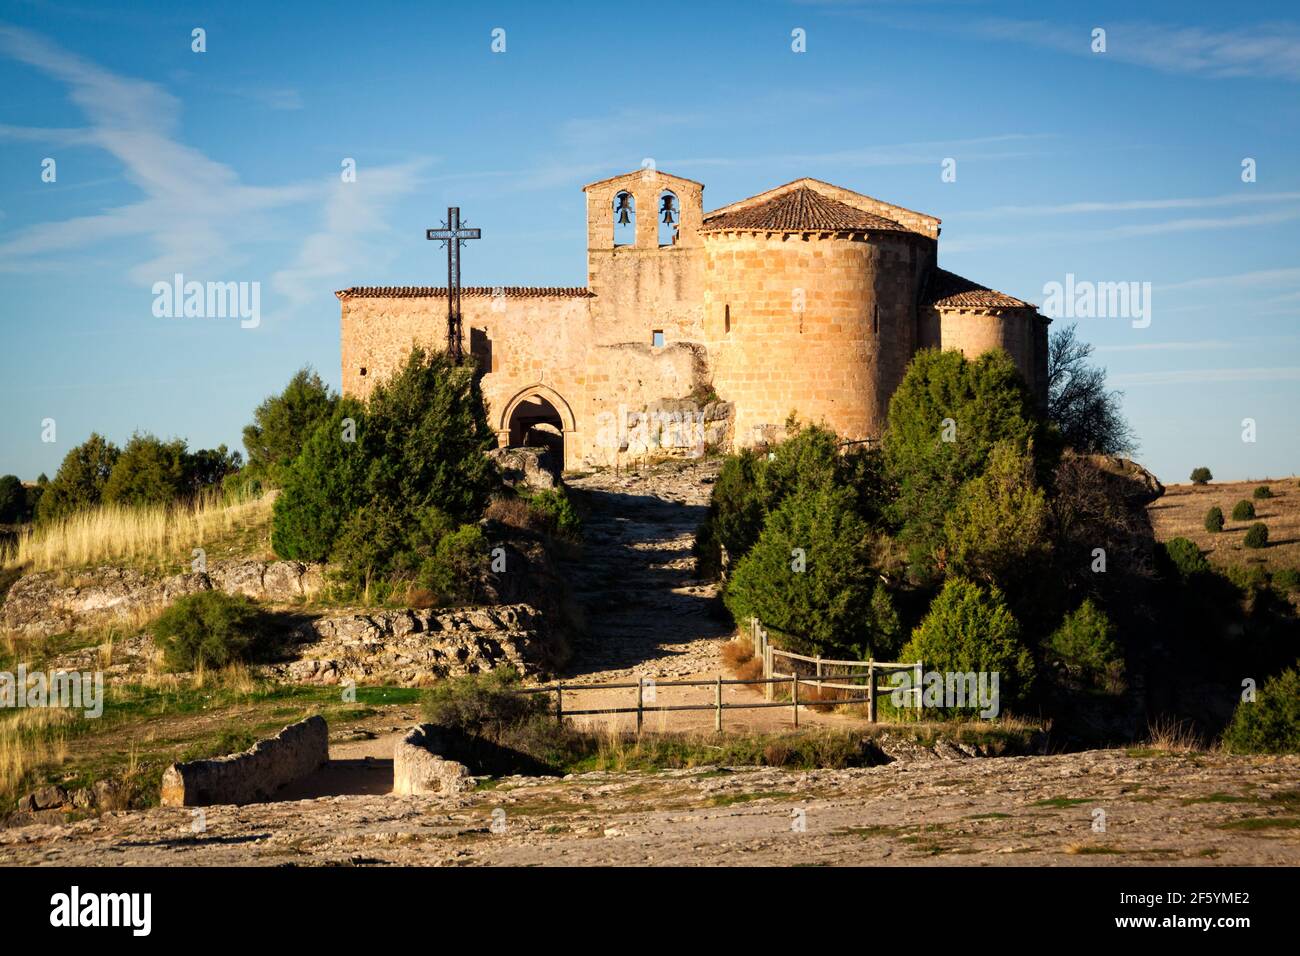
1147, 478, 1300, 574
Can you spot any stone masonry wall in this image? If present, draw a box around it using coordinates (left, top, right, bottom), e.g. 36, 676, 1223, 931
703, 231, 926, 446
160, 716, 329, 807
920, 305, 1049, 404
392, 725, 473, 796
340, 292, 711, 470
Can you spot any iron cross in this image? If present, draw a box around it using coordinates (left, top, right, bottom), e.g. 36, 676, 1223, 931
426, 206, 481, 364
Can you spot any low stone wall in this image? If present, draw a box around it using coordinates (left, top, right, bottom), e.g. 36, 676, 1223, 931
392, 725, 473, 796
160, 716, 329, 807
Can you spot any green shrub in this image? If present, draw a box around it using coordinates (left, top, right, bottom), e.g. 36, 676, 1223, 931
693, 449, 765, 577
883, 348, 1048, 569
1225, 564, 1270, 593
900, 578, 1034, 710
695, 423, 884, 579
522, 488, 581, 537
1221, 667, 1300, 754
1046, 599, 1124, 693
271, 401, 369, 562
1243, 523, 1269, 549
1189, 467, 1212, 485
1273, 568, 1300, 592
942, 441, 1051, 593
1204, 506, 1224, 533
1253, 485, 1273, 500
422, 667, 550, 738
102, 433, 189, 507
1231, 500, 1255, 521
420, 522, 489, 602
37, 433, 120, 522
420, 669, 581, 774
724, 485, 899, 659
153, 591, 276, 671
1163, 537, 1209, 578
272, 347, 498, 594
0, 475, 25, 524
241, 367, 339, 488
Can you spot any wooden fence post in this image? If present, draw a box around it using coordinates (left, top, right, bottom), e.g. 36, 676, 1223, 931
765, 643, 773, 701
715, 675, 722, 734
867, 661, 876, 723
915, 660, 923, 711
556, 684, 564, 725
636, 677, 644, 734
792, 673, 799, 728
815, 655, 823, 696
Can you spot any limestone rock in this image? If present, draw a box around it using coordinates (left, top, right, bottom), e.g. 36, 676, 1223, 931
1, 559, 325, 638
265, 602, 552, 687
488, 446, 560, 491
1083, 455, 1165, 504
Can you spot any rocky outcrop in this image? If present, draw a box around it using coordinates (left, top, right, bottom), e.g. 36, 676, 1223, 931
1, 560, 324, 638
488, 446, 561, 491
392, 725, 473, 796
160, 716, 329, 807
264, 603, 551, 687
1083, 455, 1165, 504
620, 399, 733, 458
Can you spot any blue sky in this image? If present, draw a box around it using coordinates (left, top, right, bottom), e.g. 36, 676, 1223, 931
1, 0, 1298, 483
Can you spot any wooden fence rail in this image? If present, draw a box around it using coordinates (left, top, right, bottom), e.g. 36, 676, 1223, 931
510, 618, 921, 732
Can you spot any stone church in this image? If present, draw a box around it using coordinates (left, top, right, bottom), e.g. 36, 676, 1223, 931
337, 170, 1049, 471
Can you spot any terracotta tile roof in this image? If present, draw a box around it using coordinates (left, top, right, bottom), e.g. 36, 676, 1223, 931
923, 268, 1034, 310
336, 286, 593, 300
706, 177, 940, 229
700, 186, 911, 234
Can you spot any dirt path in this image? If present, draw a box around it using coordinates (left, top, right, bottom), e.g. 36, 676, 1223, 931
558, 459, 866, 734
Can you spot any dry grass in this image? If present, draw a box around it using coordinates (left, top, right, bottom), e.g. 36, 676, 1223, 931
720, 637, 765, 684
1143, 716, 1207, 753
0, 491, 275, 573
484, 495, 536, 531
0, 707, 75, 807
1148, 477, 1300, 574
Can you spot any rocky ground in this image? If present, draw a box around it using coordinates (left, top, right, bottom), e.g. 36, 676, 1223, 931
3, 749, 1296, 865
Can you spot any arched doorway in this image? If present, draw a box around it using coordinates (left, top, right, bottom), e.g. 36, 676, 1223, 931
507, 393, 565, 463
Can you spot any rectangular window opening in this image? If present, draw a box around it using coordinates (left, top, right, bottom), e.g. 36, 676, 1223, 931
724, 305, 731, 334
652, 329, 665, 348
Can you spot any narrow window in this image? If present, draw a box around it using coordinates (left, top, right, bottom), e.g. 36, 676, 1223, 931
613, 191, 635, 247
652, 330, 665, 348
724, 304, 731, 334
658, 190, 679, 247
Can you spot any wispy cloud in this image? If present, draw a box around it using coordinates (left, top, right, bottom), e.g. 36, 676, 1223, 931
961, 192, 1300, 220
943, 207, 1300, 253
1110, 367, 1300, 386
0, 24, 420, 310
1095, 340, 1239, 353
274, 160, 430, 309
972, 18, 1300, 83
